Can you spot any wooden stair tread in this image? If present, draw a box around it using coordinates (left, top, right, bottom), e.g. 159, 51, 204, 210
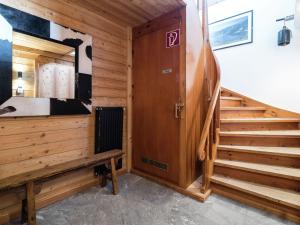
221, 96, 243, 101
218, 145, 300, 157
220, 130, 300, 138
214, 159, 300, 181
221, 118, 300, 123
221, 107, 266, 111
211, 175, 300, 209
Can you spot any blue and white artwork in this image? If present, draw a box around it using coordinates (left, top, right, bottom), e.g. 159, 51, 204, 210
209, 11, 253, 50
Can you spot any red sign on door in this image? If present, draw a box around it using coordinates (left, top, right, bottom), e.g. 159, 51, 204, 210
166, 29, 180, 48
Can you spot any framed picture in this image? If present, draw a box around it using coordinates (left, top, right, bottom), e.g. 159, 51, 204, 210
209, 10, 253, 51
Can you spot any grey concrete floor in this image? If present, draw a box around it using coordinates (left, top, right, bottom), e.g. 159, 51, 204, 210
13, 173, 296, 225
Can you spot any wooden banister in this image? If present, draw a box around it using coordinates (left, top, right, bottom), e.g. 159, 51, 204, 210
197, 0, 221, 193
198, 80, 220, 160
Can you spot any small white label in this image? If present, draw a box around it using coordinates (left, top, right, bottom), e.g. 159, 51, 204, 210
162, 68, 173, 74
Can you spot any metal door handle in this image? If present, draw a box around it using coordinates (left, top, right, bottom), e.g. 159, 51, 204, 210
175, 102, 184, 119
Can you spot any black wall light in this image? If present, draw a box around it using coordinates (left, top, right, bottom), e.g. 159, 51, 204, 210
276, 15, 294, 46
16, 71, 24, 96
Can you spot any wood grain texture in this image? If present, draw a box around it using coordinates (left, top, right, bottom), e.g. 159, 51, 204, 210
132, 10, 182, 186
184, 0, 205, 186
211, 175, 300, 210
212, 88, 300, 222
214, 159, 300, 181
25, 182, 36, 225
0, 150, 123, 190
132, 1, 206, 189
0, 0, 131, 223
212, 182, 300, 224
72, 0, 186, 27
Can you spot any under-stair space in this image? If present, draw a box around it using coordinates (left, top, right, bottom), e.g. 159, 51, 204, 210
211, 88, 300, 223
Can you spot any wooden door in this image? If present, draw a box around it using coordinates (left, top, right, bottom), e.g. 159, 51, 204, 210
132, 19, 183, 185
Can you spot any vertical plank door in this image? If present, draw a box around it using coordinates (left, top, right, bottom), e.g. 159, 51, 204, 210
132, 16, 184, 185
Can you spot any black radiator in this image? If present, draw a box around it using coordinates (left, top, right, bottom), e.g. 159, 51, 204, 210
94, 107, 123, 175
95, 107, 124, 153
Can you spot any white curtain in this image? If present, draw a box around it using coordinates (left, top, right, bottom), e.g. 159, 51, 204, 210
38, 63, 75, 99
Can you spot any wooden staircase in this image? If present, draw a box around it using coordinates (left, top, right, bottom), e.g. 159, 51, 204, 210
211, 88, 300, 223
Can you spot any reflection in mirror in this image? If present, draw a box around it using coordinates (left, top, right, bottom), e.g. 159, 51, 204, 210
12, 31, 75, 99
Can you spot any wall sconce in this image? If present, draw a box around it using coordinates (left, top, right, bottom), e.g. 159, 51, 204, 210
276, 15, 294, 46
16, 71, 24, 96
69, 50, 76, 56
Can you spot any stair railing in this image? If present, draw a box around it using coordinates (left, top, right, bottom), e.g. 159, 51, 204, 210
197, 0, 221, 194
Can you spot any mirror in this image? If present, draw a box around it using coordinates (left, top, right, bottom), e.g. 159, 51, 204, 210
13, 32, 76, 99
0, 3, 92, 117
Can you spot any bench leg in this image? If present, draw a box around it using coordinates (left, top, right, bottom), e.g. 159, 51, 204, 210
110, 158, 119, 195
26, 181, 36, 225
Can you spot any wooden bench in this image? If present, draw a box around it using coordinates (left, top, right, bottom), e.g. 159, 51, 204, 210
0, 150, 123, 225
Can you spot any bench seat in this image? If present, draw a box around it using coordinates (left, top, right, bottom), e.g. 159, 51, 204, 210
0, 149, 123, 225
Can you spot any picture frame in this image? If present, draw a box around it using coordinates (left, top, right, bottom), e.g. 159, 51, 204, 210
209, 10, 253, 51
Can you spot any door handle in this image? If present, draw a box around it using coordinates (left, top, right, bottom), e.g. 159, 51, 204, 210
175, 102, 184, 119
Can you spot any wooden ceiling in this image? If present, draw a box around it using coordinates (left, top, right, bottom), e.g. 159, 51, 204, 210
74, 0, 186, 27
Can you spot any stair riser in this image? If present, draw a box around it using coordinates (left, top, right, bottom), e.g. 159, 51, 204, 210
221, 99, 242, 107
220, 91, 233, 97
218, 150, 300, 168
214, 166, 300, 192
221, 111, 265, 119
221, 122, 299, 131
211, 183, 300, 224
220, 136, 300, 147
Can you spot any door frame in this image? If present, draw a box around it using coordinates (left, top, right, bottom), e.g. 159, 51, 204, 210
132, 7, 187, 188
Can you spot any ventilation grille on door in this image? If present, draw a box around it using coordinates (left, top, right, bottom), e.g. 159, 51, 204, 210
141, 157, 168, 171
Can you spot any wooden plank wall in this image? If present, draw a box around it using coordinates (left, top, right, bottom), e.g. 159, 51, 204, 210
12, 50, 35, 97
0, 0, 131, 223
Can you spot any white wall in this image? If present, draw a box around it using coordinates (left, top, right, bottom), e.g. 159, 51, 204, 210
209, 0, 300, 113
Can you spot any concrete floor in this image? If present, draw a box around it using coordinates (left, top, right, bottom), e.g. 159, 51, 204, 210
12, 173, 296, 225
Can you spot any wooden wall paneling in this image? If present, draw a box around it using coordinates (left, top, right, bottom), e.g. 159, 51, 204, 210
0, 0, 127, 45
93, 67, 127, 82
0, 168, 99, 223
184, 0, 205, 186
127, 26, 133, 172
93, 47, 126, 65
28, 0, 127, 38
93, 58, 127, 74
0, 0, 130, 223
93, 38, 127, 56
12, 52, 35, 97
